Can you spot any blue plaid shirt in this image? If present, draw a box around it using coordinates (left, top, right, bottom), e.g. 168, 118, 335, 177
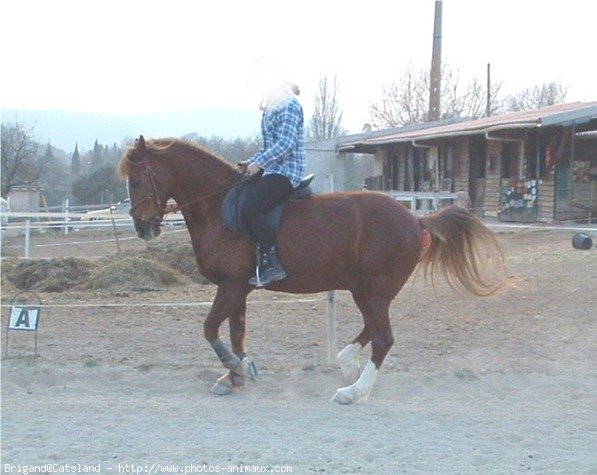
249, 92, 306, 188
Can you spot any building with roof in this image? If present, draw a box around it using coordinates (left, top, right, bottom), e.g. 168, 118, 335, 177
7, 185, 42, 212
306, 102, 597, 223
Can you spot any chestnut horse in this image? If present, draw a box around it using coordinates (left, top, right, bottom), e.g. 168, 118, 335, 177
119, 136, 505, 404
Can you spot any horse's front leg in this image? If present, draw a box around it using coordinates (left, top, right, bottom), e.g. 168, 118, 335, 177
229, 297, 248, 361
204, 283, 250, 395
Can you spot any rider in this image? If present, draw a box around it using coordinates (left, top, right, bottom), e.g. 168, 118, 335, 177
238, 57, 306, 287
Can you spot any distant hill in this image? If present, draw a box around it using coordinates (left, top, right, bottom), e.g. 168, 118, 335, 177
1, 108, 262, 152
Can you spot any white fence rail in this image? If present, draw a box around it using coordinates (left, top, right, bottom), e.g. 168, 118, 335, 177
2, 211, 133, 228
386, 191, 461, 214
1, 211, 185, 257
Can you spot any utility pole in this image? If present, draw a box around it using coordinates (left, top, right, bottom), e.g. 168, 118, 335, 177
428, 0, 443, 122
486, 62, 492, 117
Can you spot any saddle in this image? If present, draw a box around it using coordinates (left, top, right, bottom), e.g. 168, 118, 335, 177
222, 173, 314, 240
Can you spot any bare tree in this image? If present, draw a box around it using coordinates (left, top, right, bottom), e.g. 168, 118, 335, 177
182, 133, 261, 164
369, 67, 429, 128
505, 81, 568, 112
369, 64, 503, 129
443, 73, 503, 119
1, 123, 43, 198
307, 73, 346, 140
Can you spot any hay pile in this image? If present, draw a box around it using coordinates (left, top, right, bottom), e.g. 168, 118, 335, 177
1, 257, 19, 294
7, 257, 97, 293
3, 243, 208, 294
142, 242, 209, 284
2, 242, 208, 294
91, 256, 187, 292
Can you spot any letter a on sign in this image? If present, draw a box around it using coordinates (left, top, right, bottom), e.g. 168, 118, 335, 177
9, 306, 40, 331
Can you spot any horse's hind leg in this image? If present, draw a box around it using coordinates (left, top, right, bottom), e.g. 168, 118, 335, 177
204, 284, 250, 395
332, 292, 393, 404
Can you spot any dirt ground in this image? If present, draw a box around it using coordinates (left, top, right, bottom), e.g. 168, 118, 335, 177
1, 226, 596, 473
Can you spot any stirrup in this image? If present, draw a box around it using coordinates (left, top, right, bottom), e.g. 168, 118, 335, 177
252, 265, 263, 288
250, 245, 264, 288
248, 245, 287, 287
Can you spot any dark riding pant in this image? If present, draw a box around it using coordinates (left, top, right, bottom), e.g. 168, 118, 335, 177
242, 173, 293, 250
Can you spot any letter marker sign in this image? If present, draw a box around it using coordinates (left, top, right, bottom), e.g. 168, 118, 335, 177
9, 306, 40, 330
5, 291, 42, 356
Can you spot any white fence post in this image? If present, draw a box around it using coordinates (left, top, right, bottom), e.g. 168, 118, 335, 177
326, 173, 338, 365
24, 219, 31, 258
63, 198, 70, 236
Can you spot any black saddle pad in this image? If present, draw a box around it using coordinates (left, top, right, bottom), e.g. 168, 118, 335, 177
222, 174, 314, 240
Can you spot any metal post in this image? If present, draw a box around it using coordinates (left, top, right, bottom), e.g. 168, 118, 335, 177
326, 291, 338, 365
428, 0, 443, 121
24, 219, 31, 258
326, 173, 338, 365
486, 63, 491, 117
109, 206, 121, 253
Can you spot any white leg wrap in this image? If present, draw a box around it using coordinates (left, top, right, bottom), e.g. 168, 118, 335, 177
331, 360, 378, 405
337, 343, 362, 383
211, 358, 258, 396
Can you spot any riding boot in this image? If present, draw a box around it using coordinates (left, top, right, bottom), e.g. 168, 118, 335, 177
249, 246, 287, 287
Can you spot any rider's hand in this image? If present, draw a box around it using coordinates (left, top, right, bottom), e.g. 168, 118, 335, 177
246, 163, 261, 176
237, 161, 249, 173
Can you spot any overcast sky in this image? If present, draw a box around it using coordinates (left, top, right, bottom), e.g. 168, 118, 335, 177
1, 0, 596, 132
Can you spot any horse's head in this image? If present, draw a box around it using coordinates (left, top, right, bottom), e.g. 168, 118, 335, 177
119, 135, 170, 241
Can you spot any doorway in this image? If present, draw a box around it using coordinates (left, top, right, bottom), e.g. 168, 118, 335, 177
468, 135, 487, 216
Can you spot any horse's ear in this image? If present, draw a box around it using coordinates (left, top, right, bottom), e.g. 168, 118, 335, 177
131, 135, 146, 162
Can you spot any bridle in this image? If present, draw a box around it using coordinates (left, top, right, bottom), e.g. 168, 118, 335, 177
129, 160, 168, 213
129, 158, 242, 218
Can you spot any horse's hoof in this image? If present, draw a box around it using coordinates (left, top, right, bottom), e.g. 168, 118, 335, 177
210, 374, 237, 396
211, 381, 233, 395
331, 387, 354, 405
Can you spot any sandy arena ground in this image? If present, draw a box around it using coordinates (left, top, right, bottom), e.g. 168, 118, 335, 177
1, 226, 596, 474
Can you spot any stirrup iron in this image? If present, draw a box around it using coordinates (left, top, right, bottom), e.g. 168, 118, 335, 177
253, 245, 263, 287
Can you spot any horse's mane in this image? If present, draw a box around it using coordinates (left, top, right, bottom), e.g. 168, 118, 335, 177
118, 138, 235, 179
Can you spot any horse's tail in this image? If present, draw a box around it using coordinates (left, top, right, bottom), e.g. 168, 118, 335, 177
418, 205, 507, 296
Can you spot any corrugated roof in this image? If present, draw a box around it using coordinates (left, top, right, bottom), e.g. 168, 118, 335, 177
338, 102, 597, 151
576, 129, 597, 139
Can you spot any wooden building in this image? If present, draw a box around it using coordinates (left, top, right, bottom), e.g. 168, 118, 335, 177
333, 102, 597, 223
